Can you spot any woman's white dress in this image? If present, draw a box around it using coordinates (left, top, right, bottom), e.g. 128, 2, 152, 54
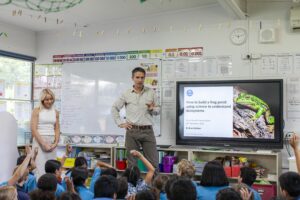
32, 107, 57, 179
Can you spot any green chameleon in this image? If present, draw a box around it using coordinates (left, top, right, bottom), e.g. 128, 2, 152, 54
234, 92, 275, 125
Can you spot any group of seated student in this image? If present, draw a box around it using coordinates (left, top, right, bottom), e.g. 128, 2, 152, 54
2, 134, 300, 200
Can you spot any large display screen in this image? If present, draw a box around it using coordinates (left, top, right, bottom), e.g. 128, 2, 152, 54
176, 80, 283, 149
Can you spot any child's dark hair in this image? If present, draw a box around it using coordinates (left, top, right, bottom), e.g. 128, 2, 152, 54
17, 155, 30, 166
59, 192, 82, 200
66, 156, 88, 175
153, 175, 169, 193
200, 160, 229, 187
74, 157, 88, 168
123, 166, 140, 187
101, 168, 117, 178
37, 173, 57, 191
168, 177, 196, 200
29, 190, 56, 200
279, 171, 300, 198
240, 167, 257, 186
94, 175, 118, 198
216, 188, 242, 200
135, 190, 156, 200
165, 175, 180, 200
117, 177, 128, 199
71, 167, 88, 190
45, 159, 61, 174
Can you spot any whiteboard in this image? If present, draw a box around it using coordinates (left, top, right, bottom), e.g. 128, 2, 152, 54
61, 60, 161, 136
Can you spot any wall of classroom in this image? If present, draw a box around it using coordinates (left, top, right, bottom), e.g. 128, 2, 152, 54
0, 21, 36, 57
34, 1, 300, 170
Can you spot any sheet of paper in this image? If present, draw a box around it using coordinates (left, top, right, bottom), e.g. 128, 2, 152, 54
202, 57, 217, 76
277, 54, 293, 74
14, 82, 31, 100
287, 77, 300, 119
35, 65, 47, 76
162, 81, 176, 102
217, 56, 233, 76
260, 54, 278, 74
188, 59, 203, 77
294, 54, 300, 72
175, 60, 189, 78
162, 60, 176, 80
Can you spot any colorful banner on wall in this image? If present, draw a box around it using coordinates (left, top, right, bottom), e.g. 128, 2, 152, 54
52, 47, 203, 63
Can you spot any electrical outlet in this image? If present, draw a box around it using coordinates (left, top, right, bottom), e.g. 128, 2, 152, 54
285, 132, 295, 139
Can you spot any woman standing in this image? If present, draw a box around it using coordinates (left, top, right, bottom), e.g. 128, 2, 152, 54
30, 89, 60, 178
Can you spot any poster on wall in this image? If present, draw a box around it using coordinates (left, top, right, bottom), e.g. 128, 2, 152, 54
277, 54, 293, 74
141, 62, 161, 137
260, 54, 278, 74
188, 60, 202, 78
175, 61, 189, 78
294, 54, 300, 72
202, 56, 217, 77
217, 56, 233, 76
14, 82, 31, 100
287, 77, 300, 119
162, 60, 176, 80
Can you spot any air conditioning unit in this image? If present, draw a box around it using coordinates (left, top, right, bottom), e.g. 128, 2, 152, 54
290, 6, 300, 31
259, 28, 276, 43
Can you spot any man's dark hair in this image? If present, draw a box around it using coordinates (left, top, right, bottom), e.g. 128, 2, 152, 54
216, 188, 242, 200
45, 159, 61, 174
117, 177, 128, 199
168, 177, 196, 200
279, 171, 300, 198
240, 167, 257, 186
101, 168, 117, 178
200, 160, 229, 187
135, 190, 156, 200
94, 175, 118, 198
37, 173, 57, 191
132, 67, 146, 77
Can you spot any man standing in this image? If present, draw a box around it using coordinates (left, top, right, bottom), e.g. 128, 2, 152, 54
111, 67, 160, 169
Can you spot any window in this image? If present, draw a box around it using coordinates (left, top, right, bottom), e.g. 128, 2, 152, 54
0, 51, 35, 145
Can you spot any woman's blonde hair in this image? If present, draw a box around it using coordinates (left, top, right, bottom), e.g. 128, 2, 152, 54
39, 88, 55, 108
0, 186, 18, 200
177, 159, 196, 179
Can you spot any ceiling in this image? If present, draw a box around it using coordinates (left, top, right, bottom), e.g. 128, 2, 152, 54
0, 0, 219, 31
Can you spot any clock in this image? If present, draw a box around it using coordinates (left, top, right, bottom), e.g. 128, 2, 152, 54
230, 28, 247, 45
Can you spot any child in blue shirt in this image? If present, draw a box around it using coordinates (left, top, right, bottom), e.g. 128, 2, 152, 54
238, 167, 261, 200
62, 156, 88, 190
153, 175, 169, 200
71, 167, 94, 200
197, 161, 229, 200
89, 160, 115, 194
45, 159, 65, 198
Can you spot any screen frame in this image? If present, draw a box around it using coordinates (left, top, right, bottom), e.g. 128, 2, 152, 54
176, 79, 284, 149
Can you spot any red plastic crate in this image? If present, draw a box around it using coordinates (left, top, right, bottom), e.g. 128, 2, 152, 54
252, 183, 277, 200
224, 166, 232, 177
231, 165, 241, 177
